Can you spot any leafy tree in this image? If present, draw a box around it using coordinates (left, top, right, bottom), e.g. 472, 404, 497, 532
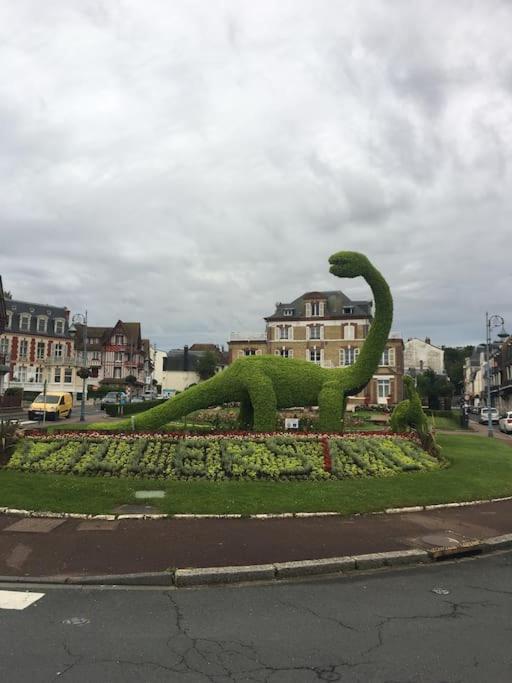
417, 369, 454, 410
197, 351, 218, 380
443, 346, 473, 393
124, 374, 138, 387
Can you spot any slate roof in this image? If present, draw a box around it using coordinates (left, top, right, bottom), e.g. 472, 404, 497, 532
3, 298, 70, 338
163, 349, 204, 372
265, 291, 372, 321
74, 321, 143, 351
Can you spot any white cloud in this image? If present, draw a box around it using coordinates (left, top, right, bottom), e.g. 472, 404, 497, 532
1, 0, 512, 349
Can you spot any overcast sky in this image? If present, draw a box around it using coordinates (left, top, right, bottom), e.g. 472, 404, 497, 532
1, 1, 511, 351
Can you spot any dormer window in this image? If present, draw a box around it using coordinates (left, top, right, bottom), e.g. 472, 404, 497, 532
115, 334, 125, 345
343, 307, 354, 315
311, 302, 321, 316
54, 319, 65, 335
20, 314, 31, 332
305, 300, 325, 317
37, 316, 48, 333
283, 309, 294, 316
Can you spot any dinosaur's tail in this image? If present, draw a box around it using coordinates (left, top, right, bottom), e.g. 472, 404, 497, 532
92, 373, 233, 431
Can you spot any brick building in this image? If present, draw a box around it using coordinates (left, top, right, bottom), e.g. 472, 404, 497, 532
0, 297, 76, 395
228, 290, 404, 408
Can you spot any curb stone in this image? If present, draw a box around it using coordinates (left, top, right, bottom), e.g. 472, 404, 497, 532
0, 537, 511, 587
1, 496, 512, 522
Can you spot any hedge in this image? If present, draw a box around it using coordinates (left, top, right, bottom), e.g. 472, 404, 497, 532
104, 398, 167, 417
90, 251, 393, 433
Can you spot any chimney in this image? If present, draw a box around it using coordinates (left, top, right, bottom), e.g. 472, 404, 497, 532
183, 345, 189, 372
425, 337, 431, 345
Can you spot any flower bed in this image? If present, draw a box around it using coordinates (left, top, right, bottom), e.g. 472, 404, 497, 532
6, 433, 440, 481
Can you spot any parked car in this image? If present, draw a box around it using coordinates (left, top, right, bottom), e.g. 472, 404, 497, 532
28, 392, 73, 421
100, 391, 127, 410
499, 411, 512, 434
479, 407, 499, 424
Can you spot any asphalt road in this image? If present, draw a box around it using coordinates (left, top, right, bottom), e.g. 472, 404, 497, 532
0, 551, 511, 682
0, 404, 108, 424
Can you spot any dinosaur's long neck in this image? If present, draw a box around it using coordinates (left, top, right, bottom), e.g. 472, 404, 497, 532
337, 265, 393, 390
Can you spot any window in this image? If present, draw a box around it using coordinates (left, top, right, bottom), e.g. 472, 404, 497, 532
18, 366, 27, 382
92, 352, 100, 361
0, 338, 9, 354
309, 348, 321, 364
340, 347, 359, 366
54, 367, 61, 382
54, 319, 65, 335
54, 343, 63, 358
114, 367, 122, 379
64, 368, 73, 383
276, 348, 293, 358
35, 367, 43, 383
283, 309, 294, 316
19, 340, 28, 359
343, 325, 355, 340
311, 302, 321, 316
278, 325, 293, 340
115, 335, 125, 345
343, 307, 354, 314
378, 379, 391, 398
309, 325, 322, 340
36, 341, 45, 359
6, 313, 12, 329
37, 317, 47, 333
380, 348, 395, 366
114, 351, 123, 362
244, 349, 257, 356
20, 315, 30, 332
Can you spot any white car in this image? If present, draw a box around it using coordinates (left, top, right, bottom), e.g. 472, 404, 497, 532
499, 411, 512, 434
479, 407, 499, 424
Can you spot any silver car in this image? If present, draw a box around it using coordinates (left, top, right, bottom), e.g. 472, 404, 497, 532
498, 411, 512, 434
479, 407, 499, 424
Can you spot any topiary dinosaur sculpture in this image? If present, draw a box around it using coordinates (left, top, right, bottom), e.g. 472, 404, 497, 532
94, 251, 393, 432
390, 376, 427, 433
390, 376, 440, 456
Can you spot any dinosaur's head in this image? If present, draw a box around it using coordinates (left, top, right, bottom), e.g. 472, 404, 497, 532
328, 251, 370, 279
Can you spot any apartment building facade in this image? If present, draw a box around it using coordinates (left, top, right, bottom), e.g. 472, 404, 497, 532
228, 290, 404, 407
0, 298, 78, 395
73, 320, 152, 391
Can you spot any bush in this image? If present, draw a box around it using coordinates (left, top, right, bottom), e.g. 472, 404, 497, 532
105, 398, 167, 417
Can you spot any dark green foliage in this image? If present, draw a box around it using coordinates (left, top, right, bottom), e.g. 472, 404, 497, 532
443, 346, 473, 393
417, 369, 454, 410
390, 377, 427, 433
104, 398, 167, 417
91, 251, 393, 433
197, 351, 218, 380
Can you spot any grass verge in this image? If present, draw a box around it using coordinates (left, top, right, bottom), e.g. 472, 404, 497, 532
0, 434, 510, 515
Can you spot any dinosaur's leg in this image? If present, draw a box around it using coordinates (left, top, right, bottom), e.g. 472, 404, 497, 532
238, 395, 254, 429
318, 380, 344, 432
246, 374, 277, 432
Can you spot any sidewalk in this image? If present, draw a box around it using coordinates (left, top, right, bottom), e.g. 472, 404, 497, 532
1, 499, 512, 581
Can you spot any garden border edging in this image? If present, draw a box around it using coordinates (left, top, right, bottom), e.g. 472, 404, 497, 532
1, 495, 512, 521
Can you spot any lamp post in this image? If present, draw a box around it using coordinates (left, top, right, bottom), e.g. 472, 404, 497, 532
485, 313, 508, 437
69, 312, 89, 423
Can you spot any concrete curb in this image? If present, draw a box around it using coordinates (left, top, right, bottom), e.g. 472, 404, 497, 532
1, 495, 512, 521
0, 535, 511, 587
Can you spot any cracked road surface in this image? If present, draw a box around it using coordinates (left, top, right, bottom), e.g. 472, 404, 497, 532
0, 551, 511, 682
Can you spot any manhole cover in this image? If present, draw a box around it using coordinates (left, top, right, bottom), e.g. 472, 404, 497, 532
418, 533, 465, 548
63, 617, 90, 626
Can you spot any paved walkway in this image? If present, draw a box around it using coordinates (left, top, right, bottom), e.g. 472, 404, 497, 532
1, 499, 512, 579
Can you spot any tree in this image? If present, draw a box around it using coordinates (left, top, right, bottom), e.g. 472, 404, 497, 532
125, 374, 138, 388
416, 369, 454, 410
197, 351, 218, 380
443, 346, 474, 394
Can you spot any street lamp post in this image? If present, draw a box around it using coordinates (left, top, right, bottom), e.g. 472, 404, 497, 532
70, 312, 89, 423
485, 313, 508, 438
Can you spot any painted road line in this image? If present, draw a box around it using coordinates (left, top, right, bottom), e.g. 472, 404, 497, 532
0, 590, 45, 610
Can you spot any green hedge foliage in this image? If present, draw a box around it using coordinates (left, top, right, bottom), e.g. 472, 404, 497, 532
89, 251, 393, 434
104, 399, 167, 417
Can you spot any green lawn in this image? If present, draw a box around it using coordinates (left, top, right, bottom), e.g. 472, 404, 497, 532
0, 434, 511, 515
428, 416, 462, 431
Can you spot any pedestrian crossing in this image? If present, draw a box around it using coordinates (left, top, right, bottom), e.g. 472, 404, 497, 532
0, 590, 44, 610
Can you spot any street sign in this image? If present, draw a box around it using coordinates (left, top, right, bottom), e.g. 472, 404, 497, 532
285, 418, 299, 430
